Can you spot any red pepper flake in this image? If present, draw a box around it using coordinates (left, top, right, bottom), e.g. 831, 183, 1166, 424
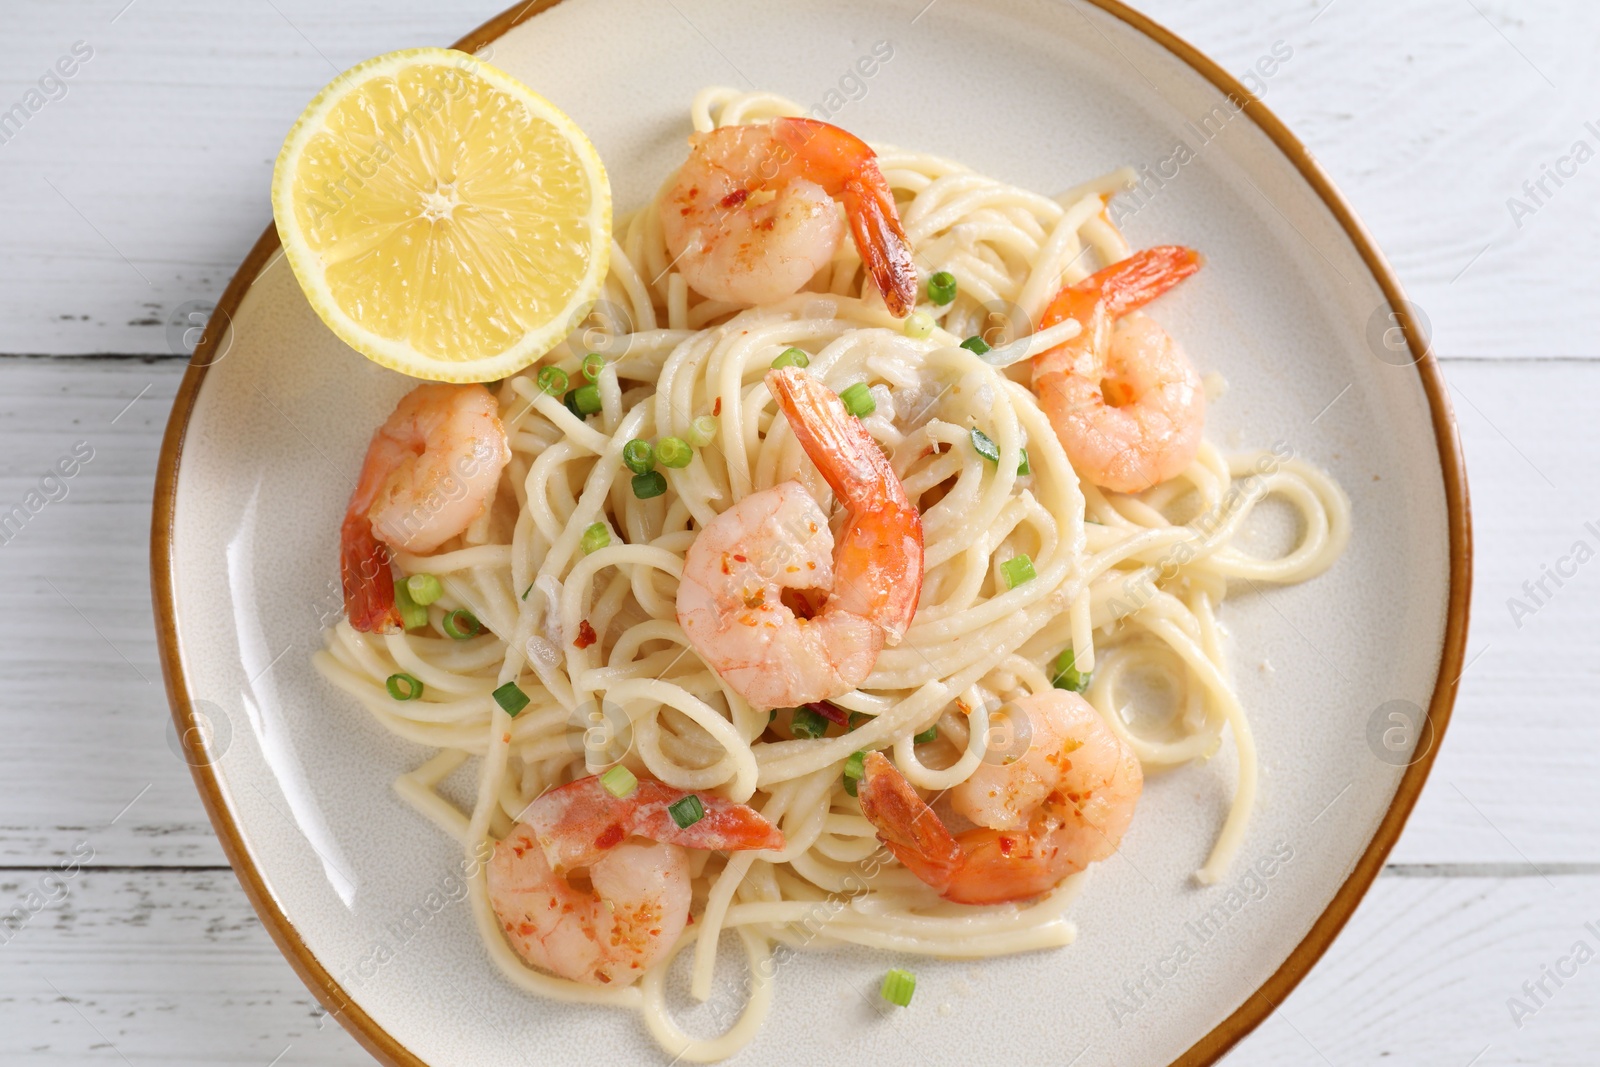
998, 835, 1015, 856
804, 701, 849, 727
595, 823, 624, 850
732, 553, 748, 563
712, 397, 722, 416
574, 619, 597, 648
719, 188, 749, 209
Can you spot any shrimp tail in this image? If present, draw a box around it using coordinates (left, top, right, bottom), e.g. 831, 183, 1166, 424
772, 117, 917, 317
1041, 245, 1202, 329
526, 776, 784, 871
841, 169, 917, 317
766, 366, 901, 511
858, 752, 962, 894
339, 513, 400, 633
766, 366, 924, 643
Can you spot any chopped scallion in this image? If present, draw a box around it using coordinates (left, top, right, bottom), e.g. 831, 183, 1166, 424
880, 968, 916, 1007
668, 794, 705, 829
405, 572, 442, 606
1001, 554, 1036, 589
537, 365, 568, 395
839, 382, 876, 418
622, 438, 655, 474
913, 725, 939, 744
632, 470, 668, 499
442, 609, 482, 640
582, 351, 606, 382
790, 707, 829, 739
566, 383, 602, 417
771, 347, 810, 370
656, 436, 692, 469
600, 764, 638, 798
1016, 448, 1031, 476
903, 310, 935, 339
385, 673, 423, 701
687, 414, 718, 447
960, 335, 991, 355
842, 749, 867, 797
492, 681, 530, 717
847, 711, 871, 731
580, 522, 610, 554
927, 271, 957, 305
393, 578, 428, 631
1052, 648, 1089, 693
970, 427, 1000, 463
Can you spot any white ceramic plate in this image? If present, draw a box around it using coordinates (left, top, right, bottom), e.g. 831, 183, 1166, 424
153, 1, 1471, 1064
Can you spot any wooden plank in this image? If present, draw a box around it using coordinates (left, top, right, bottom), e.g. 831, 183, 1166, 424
0, 867, 1592, 1064
0, 356, 1589, 869
0, 0, 507, 357
0, 869, 365, 1066
0, 0, 1593, 357
0, 361, 223, 867
1225, 872, 1600, 1065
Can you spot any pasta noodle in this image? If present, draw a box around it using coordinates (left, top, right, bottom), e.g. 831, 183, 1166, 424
313, 87, 1350, 1060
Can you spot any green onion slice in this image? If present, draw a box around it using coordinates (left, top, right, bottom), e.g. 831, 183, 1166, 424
600, 764, 638, 798
913, 725, 939, 744
492, 681, 530, 717
903, 310, 935, 339
632, 470, 668, 499
960, 335, 991, 355
880, 968, 916, 1007
1052, 648, 1089, 692
1016, 448, 1031, 476
405, 572, 443, 606
927, 271, 957, 305
537, 365, 568, 395
790, 707, 829, 739
574, 383, 603, 415
582, 351, 605, 381
442, 609, 483, 640
970, 427, 1000, 463
839, 382, 876, 418
668, 794, 705, 829
656, 436, 692, 469
622, 438, 655, 474
687, 415, 718, 447
771, 347, 810, 370
580, 522, 610, 555
385, 673, 423, 701
392, 578, 428, 631
1001, 554, 1036, 589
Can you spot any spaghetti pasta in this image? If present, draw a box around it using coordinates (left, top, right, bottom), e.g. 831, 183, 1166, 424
313, 87, 1350, 1060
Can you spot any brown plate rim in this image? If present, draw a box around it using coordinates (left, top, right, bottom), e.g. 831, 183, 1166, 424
149, 2, 1473, 1064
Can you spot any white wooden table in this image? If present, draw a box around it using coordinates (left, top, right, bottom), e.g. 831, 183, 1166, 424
2, 0, 1594, 1063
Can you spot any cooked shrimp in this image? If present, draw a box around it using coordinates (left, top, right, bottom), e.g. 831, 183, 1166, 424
675, 367, 924, 709
487, 774, 782, 986
660, 118, 917, 316
339, 383, 510, 633
1032, 245, 1204, 493
858, 690, 1142, 905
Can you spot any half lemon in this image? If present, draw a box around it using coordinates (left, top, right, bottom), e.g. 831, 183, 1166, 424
272, 48, 611, 382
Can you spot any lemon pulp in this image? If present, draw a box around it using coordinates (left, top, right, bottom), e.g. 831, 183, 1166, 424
273, 49, 610, 381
